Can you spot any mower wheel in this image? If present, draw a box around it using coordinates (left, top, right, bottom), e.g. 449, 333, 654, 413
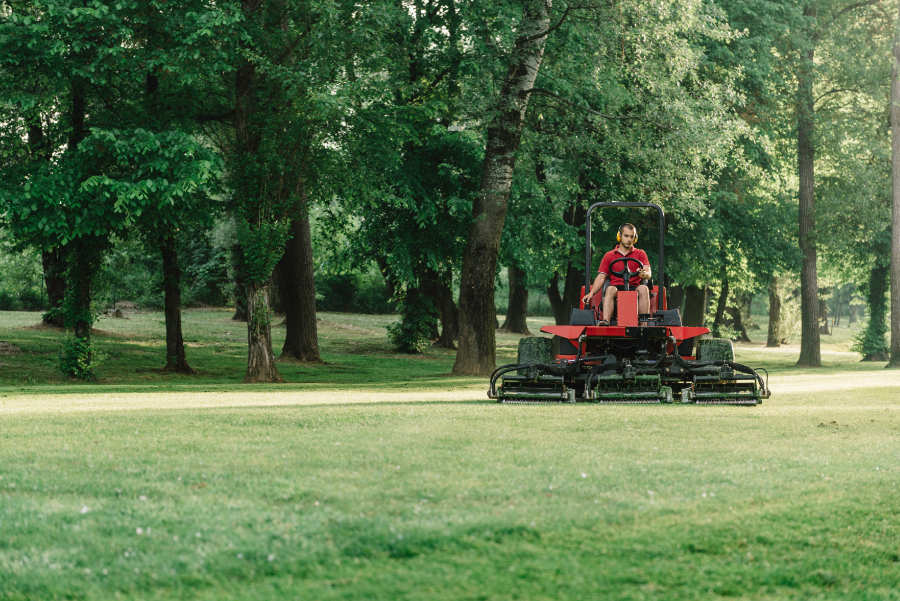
517, 337, 553, 374
697, 337, 734, 362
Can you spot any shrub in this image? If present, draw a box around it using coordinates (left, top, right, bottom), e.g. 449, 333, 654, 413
0, 291, 17, 310
316, 271, 394, 314
387, 291, 438, 353
59, 337, 106, 380
18, 289, 45, 310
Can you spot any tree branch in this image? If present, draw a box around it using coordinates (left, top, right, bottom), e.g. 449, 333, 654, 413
519, 4, 572, 44
813, 87, 860, 107
822, 0, 883, 33
197, 109, 235, 123
524, 87, 670, 129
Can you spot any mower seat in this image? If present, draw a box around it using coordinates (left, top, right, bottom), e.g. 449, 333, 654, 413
569, 308, 596, 325
653, 308, 682, 326
593, 280, 665, 326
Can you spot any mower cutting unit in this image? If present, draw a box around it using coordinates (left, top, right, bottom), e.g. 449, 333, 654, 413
489, 202, 770, 405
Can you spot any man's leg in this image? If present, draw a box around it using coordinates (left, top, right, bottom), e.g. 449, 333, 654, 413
603, 286, 617, 322
637, 284, 650, 315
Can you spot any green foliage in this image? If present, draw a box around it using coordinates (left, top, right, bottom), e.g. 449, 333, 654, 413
315, 270, 394, 314
58, 336, 104, 380
852, 269, 889, 361
852, 321, 889, 360
236, 221, 291, 286
504, 0, 751, 293
0, 233, 45, 310
95, 237, 162, 309
181, 224, 233, 307
387, 291, 438, 353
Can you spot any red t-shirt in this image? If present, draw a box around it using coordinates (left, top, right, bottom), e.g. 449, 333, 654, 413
599, 246, 649, 287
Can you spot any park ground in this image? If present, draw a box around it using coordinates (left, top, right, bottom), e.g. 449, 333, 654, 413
1, 310, 898, 600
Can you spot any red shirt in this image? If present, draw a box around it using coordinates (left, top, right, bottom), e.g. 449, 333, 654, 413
599, 246, 649, 287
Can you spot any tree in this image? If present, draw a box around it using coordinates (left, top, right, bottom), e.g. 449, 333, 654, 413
0, 2, 149, 375
276, 205, 321, 362
224, 0, 350, 380
500, 264, 530, 334
890, 0, 900, 367
337, 0, 480, 353
453, 0, 552, 375
0, 0, 235, 377
795, 3, 821, 366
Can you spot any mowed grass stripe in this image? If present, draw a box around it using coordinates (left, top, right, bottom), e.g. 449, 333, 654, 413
2, 370, 900, 414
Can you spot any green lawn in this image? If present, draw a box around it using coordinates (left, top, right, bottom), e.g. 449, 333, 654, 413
1, 310, 898, 600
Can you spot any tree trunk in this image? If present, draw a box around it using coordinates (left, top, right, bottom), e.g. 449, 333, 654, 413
725, 306, 751, 343
890, 4, 900, 367
68, 77, 87, 151
547, 262, 582, 325
27, 116, 65, 326
767, 276, 782, 347
796, 6, 821, 367
547, 271, 565, 325
63, 81, 92, 340
683, 285, 707, 327
276, 208, 321, 362
832, 286, 841, 328
375, 256, 398, 303
862, 266, 889, 362
712, 274, 729, 338
42, 248, 67, 327
66, 239, 102, 342
231, 243, 249, 321
161, 235, 193, 373
423, 268, 458, 348
245, 281, 282, 382
501, 263, 530, 333
436, 272, 459, 348
667, 285, 684, 314
453, 0, 551, 376
818, 296, 830, 335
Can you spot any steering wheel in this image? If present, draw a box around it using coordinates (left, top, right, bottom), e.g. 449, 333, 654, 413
607, 257, 646, 291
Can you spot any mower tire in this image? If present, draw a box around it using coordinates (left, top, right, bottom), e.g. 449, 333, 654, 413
697, 337, 734, 362
517, 337, 553, 374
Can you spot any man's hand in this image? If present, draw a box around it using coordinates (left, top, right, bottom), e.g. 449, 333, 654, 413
582, 292, 593, 305
639, 265, 651, 280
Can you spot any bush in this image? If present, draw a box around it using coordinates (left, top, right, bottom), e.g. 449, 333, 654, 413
18, 289, 45, 310
388, 292, 438, 353
852, 316, 888, 360
316, 271, 394, 314
0, 239, 44, 311
0, 291, 17, 310
59, 337, 106, 380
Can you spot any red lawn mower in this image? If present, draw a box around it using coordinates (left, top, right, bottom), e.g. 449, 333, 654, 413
489, 201, 770, 404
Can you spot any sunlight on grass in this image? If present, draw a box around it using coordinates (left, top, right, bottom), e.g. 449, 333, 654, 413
0, 309, 898, 600
1, 383, 897, 600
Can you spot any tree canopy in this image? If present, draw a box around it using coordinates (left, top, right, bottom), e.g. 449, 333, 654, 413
1, 0, 897, 375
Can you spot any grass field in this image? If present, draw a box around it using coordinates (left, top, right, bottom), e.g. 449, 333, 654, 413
1, 310, 898, 600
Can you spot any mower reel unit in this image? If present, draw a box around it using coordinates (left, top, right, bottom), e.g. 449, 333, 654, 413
489, 201, 770, 406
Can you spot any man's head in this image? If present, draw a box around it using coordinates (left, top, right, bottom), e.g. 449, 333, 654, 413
617, 223, 638, 247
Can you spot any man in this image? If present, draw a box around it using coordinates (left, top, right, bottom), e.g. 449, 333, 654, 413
581, 223, 651, 325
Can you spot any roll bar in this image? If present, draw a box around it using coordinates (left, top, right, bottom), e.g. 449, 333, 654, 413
584, 201, 665, 292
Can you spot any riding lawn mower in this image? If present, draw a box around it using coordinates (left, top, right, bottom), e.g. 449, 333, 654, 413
489, 201, 770, 405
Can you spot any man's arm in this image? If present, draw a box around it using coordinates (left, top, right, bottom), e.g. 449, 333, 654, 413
638, 250, 651, 281
582, 272, 607, 304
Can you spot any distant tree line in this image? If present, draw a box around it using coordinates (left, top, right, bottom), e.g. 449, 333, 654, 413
1, 0, 899, 380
